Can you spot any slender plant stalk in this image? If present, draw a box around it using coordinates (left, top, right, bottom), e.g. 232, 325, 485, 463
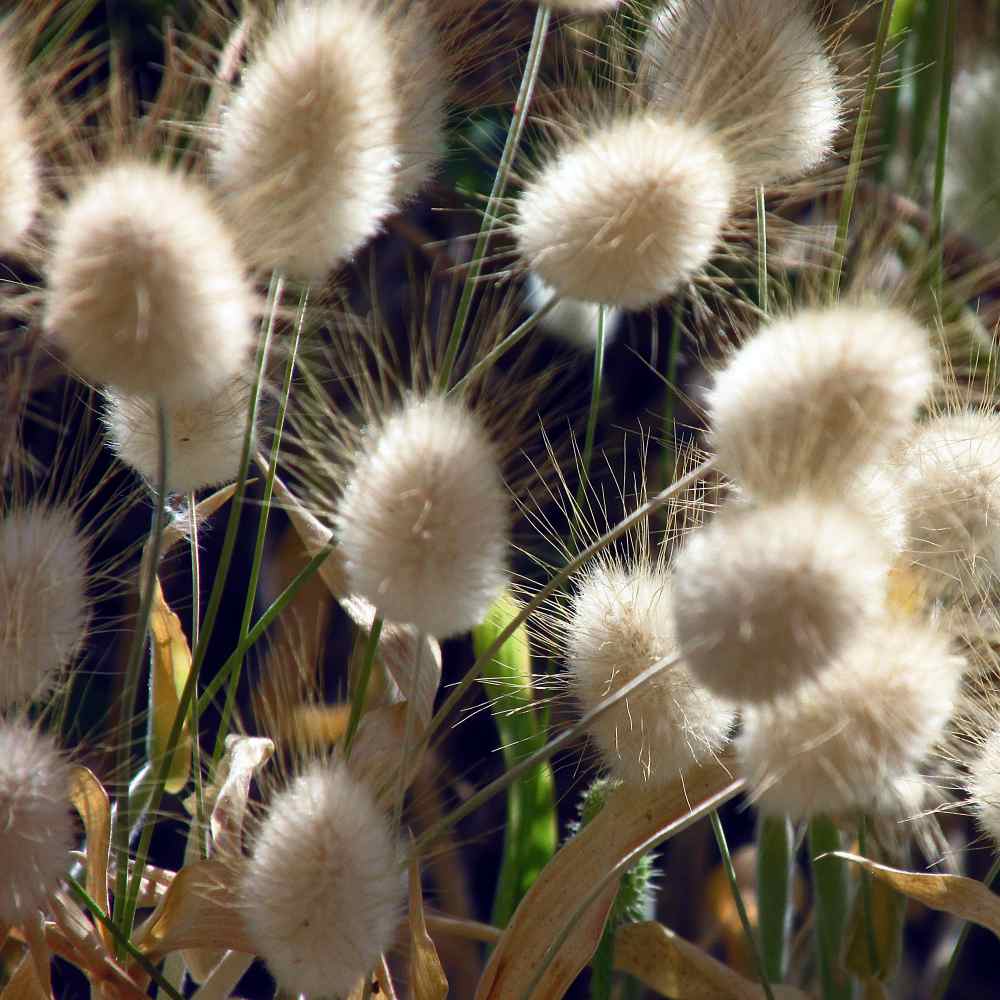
575, 305, 607, 513
930, 0, 956, 297
857, 816, 880, 973
756, 185, 769, 314
393, 633, 426, 833
437, 5, 551, 390
589, 931, 615, 999
214, 279, 307, 764
187, 494, 207, 856
111, 401, 169, 949
757, 814, 793, 983
344, 617, 384, 758
932, 853, 1000, 1000
828, 0, 897, 301
809, 816, 852, 1000
711, 811, 775, 1000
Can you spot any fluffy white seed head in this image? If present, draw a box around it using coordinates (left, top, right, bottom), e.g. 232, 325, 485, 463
544, 0, 622, 9
0, 722, 74, 925
524, 271, 622, 352
899, 412, 1000, 598
514, 115, 734, 309
0, 504, 89, 708
212, 0, 401, 280
644, 0, 841, 186
44, 163, 256, 405
102, 378, 251, 495
242, 762, 402, 998
336, 396, 508, 637
566, 563, 734, 786
671, 499, 889, 703
707, 305, 935, 500
970, 729, 1000, 848
739, 620, 962, 820
0, 41, 39, 254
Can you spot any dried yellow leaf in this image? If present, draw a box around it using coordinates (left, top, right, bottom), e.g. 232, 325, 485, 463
409, 856, 448, 1000
68, 767, 112, 953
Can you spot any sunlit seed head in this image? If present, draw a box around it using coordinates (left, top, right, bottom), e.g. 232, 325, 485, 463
0, 40, 39, 255
671, 498, 889, 703
514, 115, 733, 309
0, 722, 74, 925
566, 563, 734, 785
899, 411, 1000, 599
707, 305, 935, 500
544, 0, 622, 9
0, 504, 89, 709
739, 619, 963, 820
102, 378, 252, 496
44, 162, 256, 405
212, 0, 401, 281
242, 762, 402, 998
336, 395, 509, 638
970, 729, 1000, 848
644, 0, 841, 186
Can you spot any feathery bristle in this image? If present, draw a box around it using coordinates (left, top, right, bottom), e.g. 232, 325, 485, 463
0, 40, 39, 255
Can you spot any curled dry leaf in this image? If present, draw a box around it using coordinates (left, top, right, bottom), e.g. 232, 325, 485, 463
209, 735, 274, 858
409, 855, 448, 1000
0, 953, 48, 1000
614, 922, 810, 1000
68, 766, 112, 953
475, 755, 742, 1000
833, 852, 1000, 939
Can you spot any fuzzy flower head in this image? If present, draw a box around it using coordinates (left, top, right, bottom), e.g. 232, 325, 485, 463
0, 504, 89, 708
102, 378, 252, 496
898, 411, 1000, 600
212, 0, 403, 281
671, 498, 889, 703
562, 561, 734, 786
643, 0, 841, 186
707, 304, 935, 501
241, 761, 403, 998
0, 39, 39, 255
513, 114, 734, 309
44, 162, 256, 406
335, 395, 509, 638
739, 620, 963, 820
0, 722, 74, 925
970, 729, 1000, 848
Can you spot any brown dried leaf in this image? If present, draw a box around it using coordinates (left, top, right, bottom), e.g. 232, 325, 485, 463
409, 856, 448, 1000
613, 922, 809, 1000
475, 756, 742, 1000
210, 736, 274, 858
23, 915, 52, 1000
0, 955, 48, 1000
833, 852, 1000, 939
68, 766, 112, 952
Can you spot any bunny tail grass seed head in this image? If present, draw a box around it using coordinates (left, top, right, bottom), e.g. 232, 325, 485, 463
514, 115, 733, 309
899, 411, 1000, 599
212, 0, 401, 281
102, 378, 252, 496
739, 619, 963, 821
671, 498, 889, 703
970, 729, 1000, 848
708, 305, 935, 500
0, 504, 89, 708
566, 562, 734, 786
544, 0, 622, 9
241, 761, 402, 998
644, 0, 841, 186
0, 40, 39, 255
0, 722, 73, 925
335, 395, 508, 638
44, 163, 256, 405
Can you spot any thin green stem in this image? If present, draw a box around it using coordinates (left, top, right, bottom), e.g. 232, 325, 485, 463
756, 185, 768, 314
344, 617, 383, 758
187, 494, 206, 857
112, 401, 169, 950
858, 816, 879, 973
575, 304, 606, 513
437, 6, 550, 390
710, 811, 775, 1000
932, 853, 1000, 1000
661, 300, 684, 485
757, 815, 793, 983
828, 0, 897, 301
393, 633, 426, 832
930, 0, 956, 298
214, 278, 306, 765
809, 816, 852, 1000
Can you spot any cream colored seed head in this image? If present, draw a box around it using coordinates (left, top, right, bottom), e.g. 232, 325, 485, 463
739, 619, 963, 820
707, 305, 935, 501
44, 163, 256, 405
0, 722, 74, 925
644, 0, 841, 186
0, 41, 39, 254
0, 504, 89, 709
212, 0, 401, 281
242, 762, 403, 998
514, 115, 733, 309
335, 395, 508, 638
970, 729, 1000, 848
671, 498, 889, 703
567, 563, 735, 786
102, 378, 252, 496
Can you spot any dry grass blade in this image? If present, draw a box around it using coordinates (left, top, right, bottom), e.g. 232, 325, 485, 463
409, 855, 449, 1000
0, 953, 48, 1000
68, 766, 112, 953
